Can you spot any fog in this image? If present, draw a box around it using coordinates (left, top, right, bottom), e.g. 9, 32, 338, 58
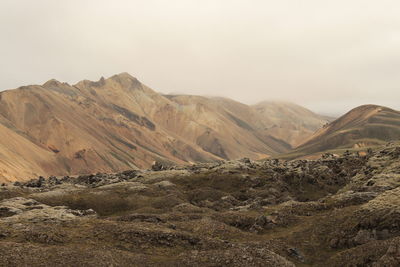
1, 0, 400, 115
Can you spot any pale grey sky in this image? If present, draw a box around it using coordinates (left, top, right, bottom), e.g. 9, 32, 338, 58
1, 0, 400, 115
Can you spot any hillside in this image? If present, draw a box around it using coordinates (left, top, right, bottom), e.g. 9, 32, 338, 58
287, 104, 400, 158
252, 101, 329, 147
0, 75, 217, 182
164, 95, 293, 155
0, 73, 325, 182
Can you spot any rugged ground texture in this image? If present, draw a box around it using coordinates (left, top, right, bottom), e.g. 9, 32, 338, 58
0, 142, 399, 266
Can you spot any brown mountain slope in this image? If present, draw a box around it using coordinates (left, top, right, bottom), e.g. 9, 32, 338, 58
0, 75, 218, 182
164, 95, 291, 156
74, 75, 287, 159
287, 104, 400, 158
0, 73, 310, 182
252, 101, 329, 147
0, 73, 332, 182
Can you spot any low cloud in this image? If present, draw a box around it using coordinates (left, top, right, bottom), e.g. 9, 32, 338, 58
1, 0, 399, 115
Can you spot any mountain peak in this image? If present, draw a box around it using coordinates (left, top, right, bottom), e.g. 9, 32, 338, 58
346, 104, 392, 115
336, 104, 394, 125
74, 73, 138, 89
106, 72, 142, 90
109, 72, 136, 81
42, 79, 64, 88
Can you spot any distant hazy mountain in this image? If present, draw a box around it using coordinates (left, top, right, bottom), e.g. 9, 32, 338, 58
287, 104, 400, 158
253, 101, 329, 147
0, 73, 328, 182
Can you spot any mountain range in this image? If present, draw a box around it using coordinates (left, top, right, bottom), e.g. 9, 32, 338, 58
0, 72, 399, 182
0, 73, 329, 182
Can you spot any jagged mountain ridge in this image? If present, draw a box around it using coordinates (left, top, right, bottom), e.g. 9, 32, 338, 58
0, 73, 328, 182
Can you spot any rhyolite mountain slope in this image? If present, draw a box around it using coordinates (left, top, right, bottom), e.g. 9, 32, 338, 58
163, 95, 295, 155
253, 101, 330, 147
0, 73, 327, 182
287, 104, 400, 158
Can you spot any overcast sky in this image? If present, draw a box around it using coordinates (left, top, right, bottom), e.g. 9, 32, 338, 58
1, 0, 400, 115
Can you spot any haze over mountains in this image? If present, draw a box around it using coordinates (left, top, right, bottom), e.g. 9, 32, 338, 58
0, 72, 399, 183
0, 73, 329, 182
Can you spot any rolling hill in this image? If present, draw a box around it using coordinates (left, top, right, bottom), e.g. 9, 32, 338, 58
287, 104, 400, 158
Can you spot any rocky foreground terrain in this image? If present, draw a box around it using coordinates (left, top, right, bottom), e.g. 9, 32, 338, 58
0, 143, 400, 266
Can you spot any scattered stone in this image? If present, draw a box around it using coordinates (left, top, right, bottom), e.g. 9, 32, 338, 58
287, 247, 304, 262
0, 197, 96, 223
0, 143, 399, 266
151, 161, 165, 171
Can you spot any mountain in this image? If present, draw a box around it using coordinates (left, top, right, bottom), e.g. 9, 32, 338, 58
0, 73, 326, 182
0, 74, 223, 182
287, 104, 400, 158
252, 101, 329, 147
164, 95, 293, 155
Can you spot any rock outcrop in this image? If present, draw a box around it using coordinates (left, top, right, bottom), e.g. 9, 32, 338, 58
1, 142, 399, 265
